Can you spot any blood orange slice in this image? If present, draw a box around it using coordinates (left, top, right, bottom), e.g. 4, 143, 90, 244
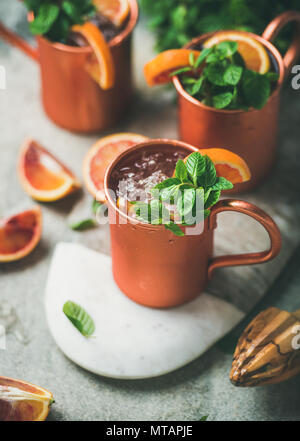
0, 207, 42, 263
198, 148, 251, 184
83, 133, 148, 201
72, 22, 115, 89
183, 148, 251, 184
204, 32, 270, 74
144, 49, 201, 86
0, 376, 53, 421
18, 139, 80, 202
93, 0, 130, 27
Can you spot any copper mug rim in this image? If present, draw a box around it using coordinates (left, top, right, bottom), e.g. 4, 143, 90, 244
173, 29, 285, 115
104, 138, 202, 231
30, 0, 138, 54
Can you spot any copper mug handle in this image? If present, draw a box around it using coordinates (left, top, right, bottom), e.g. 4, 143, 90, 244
208, 199, 281, 279
0, 20, 38, 62
262, 11, 300, 76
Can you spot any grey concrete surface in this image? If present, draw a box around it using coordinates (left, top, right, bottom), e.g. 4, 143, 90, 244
1, 1, 300, 421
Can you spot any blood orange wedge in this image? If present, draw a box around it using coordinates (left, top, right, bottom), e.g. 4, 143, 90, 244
18, 139, 80, 202
144, 49, 201, 86
83, 133, 148, 201
0, 207, 42, 263
0, 376, 53, 421
183, 148, 251, 184
72, 22, 115, 89
93, 0, 130, 27
204, 32, 270, 74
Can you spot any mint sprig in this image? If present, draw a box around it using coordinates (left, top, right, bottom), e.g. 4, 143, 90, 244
23, 0, 96, 43
174, 41, 279, 111
131, 152, 233, 236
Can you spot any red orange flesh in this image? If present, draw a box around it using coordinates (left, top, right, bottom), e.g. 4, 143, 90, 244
0, 207, 42, 262
0, 376, 53, 421
18, 139, 80, 202
83, 133, 149, 201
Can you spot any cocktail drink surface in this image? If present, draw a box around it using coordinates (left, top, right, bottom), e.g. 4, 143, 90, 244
0, 0, 139, 132
110, 147, 186, 206
68, 12, 128, 46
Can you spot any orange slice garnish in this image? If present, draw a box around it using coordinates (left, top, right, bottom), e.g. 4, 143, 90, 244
83, 133, 149, 201
18, 139, 80, 202
93, 0, 130, 27
72, 22, 115, 89
0, 375, 53, 420
184, 148, 251, 184
204, 32, 270, 74
199, 148, 251, 184
0, 207, 42, 263
144, 49, 201, 86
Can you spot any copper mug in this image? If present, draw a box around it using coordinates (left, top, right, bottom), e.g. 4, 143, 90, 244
0, 0, 138, 133
173, 11, 300, 192
104, 139, 281, 308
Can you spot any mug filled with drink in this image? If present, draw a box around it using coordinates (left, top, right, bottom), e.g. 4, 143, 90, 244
0, 0, 138, 133
144, 11, 300, 192
104, 139, 281, 308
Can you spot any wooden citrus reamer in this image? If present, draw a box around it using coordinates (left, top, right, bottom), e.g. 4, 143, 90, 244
230, 307, 300, 387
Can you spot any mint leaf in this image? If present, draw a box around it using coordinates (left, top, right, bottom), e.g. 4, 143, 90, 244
217, 41, 238, 57
170, 67, 193, 77
212, 176, 234, 190
195, 187, 205, 202
199, 415, 208, 421
232, 51, 246, 68
63, 301, 95, 337
194, 48, 213, 67
205, 190, 221, 209
204, 188, 211, 204
175, 159, 188, 182
242, 70, 271, 109
204, 209, 211, 219
71, 219, 96, 231
30, 3, 59, 35
135, 200, 170, 224
182, 77, 197, 85
212, 91, 233, 109
177, 188, 196, 217
189, 52, 195, 66
62, 1, 80, 20
191, 77, 204, 96
223, 65, 243, 85
164, 223, 184, 237
186, 152, 206, 186
206, 51, 221, 64
160, 184, 180, 202
205, 62, 227, 86
149, 199, 162, 222
265, 72, 279, 82
198, 155, 217, 188
154, 178, 181, 191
